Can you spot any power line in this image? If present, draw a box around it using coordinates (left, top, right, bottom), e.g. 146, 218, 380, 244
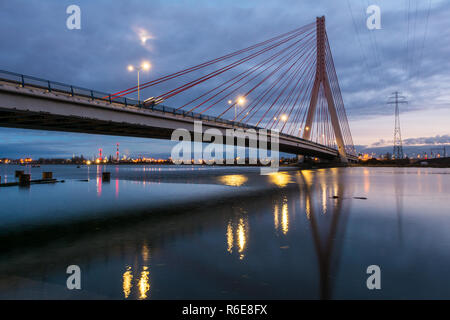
404, 0, 411, 76
409, 0, 419, 79
346, 0, 380, 90
364, 0, 384, 79
414, 0, 432, 79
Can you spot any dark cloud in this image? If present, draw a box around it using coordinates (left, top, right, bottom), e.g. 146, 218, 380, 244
0, 0, 448, 157
404, 134, 450, 145
369, 134, 450, 148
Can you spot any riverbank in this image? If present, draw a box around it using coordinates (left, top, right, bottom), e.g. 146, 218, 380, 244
355, 156, 450, 168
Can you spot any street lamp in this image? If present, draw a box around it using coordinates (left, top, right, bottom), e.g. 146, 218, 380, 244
228, 96, 246, 120
127, 61, 151, 103
278, 114, 288, 132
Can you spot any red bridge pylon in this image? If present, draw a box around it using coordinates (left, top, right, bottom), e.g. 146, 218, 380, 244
303, 17, 348, 163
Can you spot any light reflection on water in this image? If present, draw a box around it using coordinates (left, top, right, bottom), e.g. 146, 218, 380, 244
138, 266, 151, 300
225, 208, 249, 261
273, 197, 289, 235
0, 166, 450, 299
268, 171, 293, 187
123, 267, 133, 299
218, 174, 248, 187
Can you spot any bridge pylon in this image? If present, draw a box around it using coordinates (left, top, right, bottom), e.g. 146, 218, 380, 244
302, 16, 348, 163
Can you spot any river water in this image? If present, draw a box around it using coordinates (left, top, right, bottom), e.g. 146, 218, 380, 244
0, 164, 449, 299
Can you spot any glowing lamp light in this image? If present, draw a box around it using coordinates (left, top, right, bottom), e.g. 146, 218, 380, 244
237, 96, 246, 105
127, 65, 134, 72
280, 114, 288, 122
141, 62, 151, 71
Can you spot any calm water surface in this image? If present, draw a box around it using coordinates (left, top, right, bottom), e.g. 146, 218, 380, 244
0, 165, 449, 299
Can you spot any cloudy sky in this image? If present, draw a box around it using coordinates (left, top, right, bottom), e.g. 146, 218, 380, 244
0, 0, 449, 158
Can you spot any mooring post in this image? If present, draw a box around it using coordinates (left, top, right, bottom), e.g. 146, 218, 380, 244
19, 174, 31, 186
15, 170, 24, 178
102, 172, 111, 182
42, 172, 53, 180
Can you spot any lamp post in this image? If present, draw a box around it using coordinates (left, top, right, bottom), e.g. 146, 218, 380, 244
279, 114, 288, 131
228, 96, 246, 120
127, 62, 151, 103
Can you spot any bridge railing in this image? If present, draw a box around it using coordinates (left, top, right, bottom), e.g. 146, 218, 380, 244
0, 69, 136, 106
0, 69, 339, 153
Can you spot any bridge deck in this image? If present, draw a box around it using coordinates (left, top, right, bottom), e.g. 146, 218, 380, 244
0, 70, 357, 161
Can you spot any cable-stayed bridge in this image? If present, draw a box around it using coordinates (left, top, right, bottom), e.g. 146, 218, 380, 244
0, 17, 357, 162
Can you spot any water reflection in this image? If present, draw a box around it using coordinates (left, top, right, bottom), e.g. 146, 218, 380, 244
225, 211, 249, 260
96, 166, 102, 197
142, 243, 150, 262
227, 222, 233, 254
274, 204, 279, 229
363, 168, 370, 193
273, 197, 289, 234
123, 266, 133, 298
96, 177, 102, 197
321, 184, 327, 215
394, 171, 404, 245
218, 174, 248, 187
301, 169, 352, 299
305, 195, 311, 220
281, 201, 289, 235
268, 171, 292, 187
121, 265, 151, 299
237, 218, 247, 259
138, 266, 151, 299
120, 243, 152, 299
1, 166, 449, 299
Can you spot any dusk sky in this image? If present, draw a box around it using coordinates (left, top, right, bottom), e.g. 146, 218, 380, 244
0, 0, 449, 158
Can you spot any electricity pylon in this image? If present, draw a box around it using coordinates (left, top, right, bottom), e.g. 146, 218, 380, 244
387, 92, 407, 159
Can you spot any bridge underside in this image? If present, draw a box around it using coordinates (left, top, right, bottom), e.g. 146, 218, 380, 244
0, 108, 339, 160
0, 83, 355, 161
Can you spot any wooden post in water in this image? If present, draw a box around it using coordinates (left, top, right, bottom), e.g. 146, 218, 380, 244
42, 172, 53, 180
19, 174, 31, 186
102, 172, 111, 182
15, 170, 24, 178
